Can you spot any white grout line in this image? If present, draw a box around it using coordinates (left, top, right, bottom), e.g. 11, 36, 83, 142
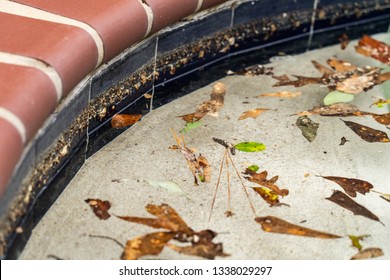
0, 1, 104, 68
0, 51, 63, 102
0, 108, 27, 145
195, 0, 204, 13
138, 0, 154, 38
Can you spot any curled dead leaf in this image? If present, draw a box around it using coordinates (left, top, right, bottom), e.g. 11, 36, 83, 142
244, 169, 289, 196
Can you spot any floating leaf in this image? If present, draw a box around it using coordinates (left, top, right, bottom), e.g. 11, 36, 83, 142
349, 234, 370, 251
238, 108, 271, 120
351, 247, 384, 260
323, 91, 354, 105
326, 191, 382, 224
341, 119, 390, 143
355, 35, 390, 65
178, 82, 226, 122
234, 142, 266, 152
85, 198, 111, 220
122, 232, 175, 260
180, 121, 202, 133
296, 116, 319, 142
255, 216, 341, 238
320, 176, 373, 197
257, 91, 302, 98
244, 169, 289, 196
147, 180, 184, 193
111, 114, 142, 128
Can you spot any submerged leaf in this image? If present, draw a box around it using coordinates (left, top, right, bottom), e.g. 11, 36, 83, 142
257, 91, 302, 98
238, 108, 270, 120
326, 191, 382, 224
147, 180, 184, 193
180, 121, 202, 133
296, 116, 319, 142
351, 247, 384, 260
255, 216, 341, 238
85, 198, 111, 220
234, 142, 266, 152
349, 234, 370, 251
121, 232, 175, 260
323, 91, 354, 105
320, 176, 373, 197
111, 114, 142, 128
341, 119, 390, 143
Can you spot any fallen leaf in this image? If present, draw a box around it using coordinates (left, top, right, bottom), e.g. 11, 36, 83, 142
341, 119, 390, 143
327, 58, 357, 72
252, 187, 281, 206
349, 234, 370, 251
370, 113, 390, 126
336, 74, 376, 94
147, 180, 184, 193
272, 74, 321, 87
296, 116, 319, 142
85, 198, 111, 220
323, 91, 354, 105
255, 216, 341, 238
197, 155, 211, 183
339, 137, 349, 146
111, 114, 142, 128
179, 121, 203, 133
339, 33, 350, 50
355, 35, 390, 65
320, 176, 373, 197
234, 142, 266, 152
238, 108, 271, 120
121, 232, 175, 260
370, 98, 390, 108
351, 247, 384, 260
257, 91, 302, 98
118, 204, 229, 260
247, 165, 259, 172
244, 169, 289, 196
326, 191, 383, 224
179, 82, 226, 122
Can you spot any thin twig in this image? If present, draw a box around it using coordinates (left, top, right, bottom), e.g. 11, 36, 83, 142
89, 234, 125, 249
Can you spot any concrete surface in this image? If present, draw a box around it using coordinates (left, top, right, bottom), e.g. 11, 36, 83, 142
20, 34, 390, 260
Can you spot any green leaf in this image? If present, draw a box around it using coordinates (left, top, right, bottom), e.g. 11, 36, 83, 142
323, 91, 354, 105
234, 142, 266, 152
247, 165, 260, 172
179, 121, 202, 133
147, 180, 183, 193
349, 234, 370, 251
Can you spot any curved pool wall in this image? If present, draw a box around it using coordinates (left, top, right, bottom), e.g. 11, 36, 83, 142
0, 0, 389, 258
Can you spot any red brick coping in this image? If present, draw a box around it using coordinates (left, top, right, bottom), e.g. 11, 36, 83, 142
0, 0, 228, 199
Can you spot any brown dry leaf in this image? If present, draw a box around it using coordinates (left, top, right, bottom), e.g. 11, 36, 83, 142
111, 114, 142, 128
272, 74, 321, 87
326, 191, 383, 224
257, 91, 302, 98
117, 203, 193, 235
327, 58, 357, 72
118, 204, 229, 260
341, 119, 390, 143
339, 33, 350, 50
351, 247, 384, 260
252, 187, 282, 206
355, 35, 390, 65
121, 232, 175, 260
238, 108, 271, 120
336, 74, 375, 94
320, 176, 373, 197
370, 113, 390, 126
178, 82, 226, 122
244, 169, 289, 196
85, 198, 111, 220
198, 155, 211, 183
311, 60, 334, 75
255, 216, 341, 238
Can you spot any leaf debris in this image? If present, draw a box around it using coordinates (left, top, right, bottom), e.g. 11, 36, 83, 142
296, 116, 319, 142
351, 247, 384, 260
85, 198, 111, 220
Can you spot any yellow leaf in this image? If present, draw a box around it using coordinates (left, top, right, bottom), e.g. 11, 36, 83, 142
238, 108, 271, 120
